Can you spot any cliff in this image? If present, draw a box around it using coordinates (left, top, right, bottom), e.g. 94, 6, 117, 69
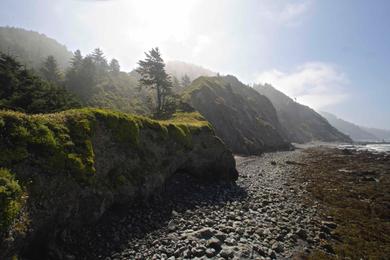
182, 76, 291, 155
0, 108, 237, 259
254, 84, 352, 143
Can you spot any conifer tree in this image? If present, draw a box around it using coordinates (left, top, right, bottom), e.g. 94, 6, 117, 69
109, 59, 120, 74
40, 55, 62, 84
0, 53, 80, 113
136, 48, 173, 117
181, 74, 191, 88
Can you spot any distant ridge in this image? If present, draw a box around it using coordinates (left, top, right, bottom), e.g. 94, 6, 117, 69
361, 127, 390, 141
0, 26, 73, 69
166, 60, 216, 81
254, 84, 352, 143
320, 111, 379, 142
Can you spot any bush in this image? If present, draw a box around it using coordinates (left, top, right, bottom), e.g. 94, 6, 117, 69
0, 168, 22, 234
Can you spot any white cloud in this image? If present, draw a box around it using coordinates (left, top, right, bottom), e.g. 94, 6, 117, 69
262, 0, 312, 26
256, 62, 349, 109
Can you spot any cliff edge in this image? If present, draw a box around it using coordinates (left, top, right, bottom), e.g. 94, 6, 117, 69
0, 108, 237, 258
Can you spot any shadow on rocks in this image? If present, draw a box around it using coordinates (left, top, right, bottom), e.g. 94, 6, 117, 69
64, 172, 247, 259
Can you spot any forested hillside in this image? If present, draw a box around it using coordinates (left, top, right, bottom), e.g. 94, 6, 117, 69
64, 49, 152, 114
0, 53, 79, 113
0, 27, 72, 70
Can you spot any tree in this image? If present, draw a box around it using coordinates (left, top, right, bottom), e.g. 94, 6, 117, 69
136, 47, 173, 117
92, 48, 108, 69
70, 50, 83, 70
109, 59, 120, 74
181, 74, 191, 88
171, 75, 181, 91
0, 53, 80, 113
40, 55, 63, 84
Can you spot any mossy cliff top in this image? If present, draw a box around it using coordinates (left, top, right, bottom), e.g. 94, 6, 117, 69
0, 108, 213, 177
0, 108, 237, 258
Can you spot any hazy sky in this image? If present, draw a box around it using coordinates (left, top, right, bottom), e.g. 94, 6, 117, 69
1, 0, 389, 128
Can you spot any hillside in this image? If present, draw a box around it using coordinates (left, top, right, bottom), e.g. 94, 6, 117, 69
320, 111, 379, 141
0, 108, 237, 258
166, 61, 216, 81
182, 75, 290, 154
254, 84, 352, 143
0, 27, 73, 70
361, 127, 390, 142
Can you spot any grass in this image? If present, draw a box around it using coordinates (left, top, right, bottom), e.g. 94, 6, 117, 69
298, 147, 390, 259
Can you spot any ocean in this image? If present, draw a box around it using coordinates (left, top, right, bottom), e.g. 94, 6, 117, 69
338, 143, 390, 153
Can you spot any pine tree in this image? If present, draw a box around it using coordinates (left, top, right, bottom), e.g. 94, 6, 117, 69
0, 53, 80, 113
109, 59, 120, 74
92, 48, 108, 70
136, 48, 173, 117
70, 50, 83, 69
65, 52, 98, 103
172, 76, 181, 89
40, 55, 62, 84
181, 74, 191, 88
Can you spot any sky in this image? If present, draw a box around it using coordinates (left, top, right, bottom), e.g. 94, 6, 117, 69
0, 0, 389, 129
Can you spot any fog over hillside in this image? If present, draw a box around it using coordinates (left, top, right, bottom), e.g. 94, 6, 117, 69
166, 60, 216, 81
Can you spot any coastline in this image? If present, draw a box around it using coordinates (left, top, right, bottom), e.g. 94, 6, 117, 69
13, 144, 389, 259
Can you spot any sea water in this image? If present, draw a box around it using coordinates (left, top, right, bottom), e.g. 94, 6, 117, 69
338, 143, 390, 153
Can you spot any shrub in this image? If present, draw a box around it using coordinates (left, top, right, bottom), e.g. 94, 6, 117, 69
0, 168, 22, 234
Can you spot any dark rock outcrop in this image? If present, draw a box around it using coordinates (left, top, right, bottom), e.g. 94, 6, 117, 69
182, 76, 291, 155
254, 84, 352, 143
0, 108, 237, 259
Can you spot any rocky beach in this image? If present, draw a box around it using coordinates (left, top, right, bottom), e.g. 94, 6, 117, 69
61, 146, 334, 260
58, 144, 390, 260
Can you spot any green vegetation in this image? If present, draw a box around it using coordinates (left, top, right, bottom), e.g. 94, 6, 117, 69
136, 47, 176, 118
40, 55, 63, 84
0, 106, 234, 260
181, 75, 290, 154
0, 168, 23, 234
0, 27, 172, 117
64, 49, 152, 115
181, 76, 226, 101
0, 53, 80, 113
0, 108, 209, 181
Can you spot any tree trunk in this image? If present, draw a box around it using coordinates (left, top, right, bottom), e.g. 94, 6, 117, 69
156, 86, 162, 114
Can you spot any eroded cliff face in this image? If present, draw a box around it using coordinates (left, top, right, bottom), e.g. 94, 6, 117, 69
0, 108, 237, 259
182, 76, 291, 155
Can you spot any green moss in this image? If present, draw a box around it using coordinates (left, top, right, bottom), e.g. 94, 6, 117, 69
166, 124, 192, 148
0, 168, 23, 234
109, 117, 139, 145
0, 108, 210, 186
